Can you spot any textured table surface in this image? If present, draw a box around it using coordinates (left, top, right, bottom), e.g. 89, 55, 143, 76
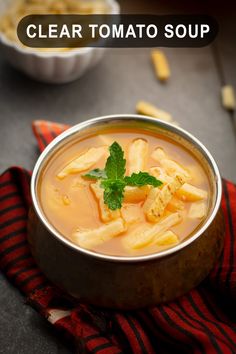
0, 1, 235, 353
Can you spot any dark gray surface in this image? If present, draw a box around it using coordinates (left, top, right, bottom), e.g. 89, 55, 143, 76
0, 47, 236, 179
0, 274, 70, 354
0, 3, 236, 354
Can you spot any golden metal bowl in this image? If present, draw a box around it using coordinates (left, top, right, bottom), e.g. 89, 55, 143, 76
28, 115, 224, 309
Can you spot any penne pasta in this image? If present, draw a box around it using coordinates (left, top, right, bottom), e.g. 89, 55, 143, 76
123, 213, 181, 249
128, 139, 148, 174
143, 187, 160, 213
145, 174, 186, 222
221, 85, 235, 111
151, 147, 167, 162
72, 218, 126, 249
149, 166, 173, 184
176, 183, 208, 202
167, 197, 184, 212
151, 147, 190, 180
152, 230, 179, 246
57, 146, 106, 179
151, 50, 171, 82
136, 101, 173, 122
160, 159, 191, 180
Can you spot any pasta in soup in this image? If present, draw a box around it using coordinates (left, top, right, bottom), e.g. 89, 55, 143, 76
39, 128, 210, 257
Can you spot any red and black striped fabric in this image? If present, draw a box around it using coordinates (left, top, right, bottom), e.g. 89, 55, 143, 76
0, 119, 236, 354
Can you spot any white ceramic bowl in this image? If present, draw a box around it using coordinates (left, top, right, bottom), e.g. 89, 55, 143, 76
0, 0, 119, 84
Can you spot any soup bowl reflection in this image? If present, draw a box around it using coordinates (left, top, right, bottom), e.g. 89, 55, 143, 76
28, 115, 224, 310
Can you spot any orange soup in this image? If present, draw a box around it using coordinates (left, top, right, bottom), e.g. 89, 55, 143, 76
39, 129, 210, 256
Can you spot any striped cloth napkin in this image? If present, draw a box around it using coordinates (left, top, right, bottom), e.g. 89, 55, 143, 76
0, 120, 235, 354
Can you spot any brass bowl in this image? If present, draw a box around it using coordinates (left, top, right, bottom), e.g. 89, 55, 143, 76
28, 115, 225, 310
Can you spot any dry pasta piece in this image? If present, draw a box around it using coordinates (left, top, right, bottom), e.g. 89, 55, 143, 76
151, 50, 170, 82
151, 148, 190, 180
152, 230, 179, 246
57, 146, 106, 179
151, 147, 167, 162
176, 183, 208, 202
123, 213, 181, 249
149, 166, 173, 184
128, 139, 148, 174
160, 159, 191, 180
72, 218, 126, 249
188, 201, 207, 219
90, 182, 120, 222
221, 85, 235, 111
124, 185, 150, 203
136, 101, 173, 122
143, 187, 160, 213
145, 174, 186, 222
167, 197, 184, 212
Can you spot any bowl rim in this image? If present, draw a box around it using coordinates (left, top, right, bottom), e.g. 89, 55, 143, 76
31, 114, 222, 263
0, 0, 120, 58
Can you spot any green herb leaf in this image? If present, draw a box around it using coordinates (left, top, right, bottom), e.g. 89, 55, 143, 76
105, 142, 126, 180
84, 168, 107, 180
101, 179, 126, 210
83, 142, 163, 211
124, 172, 163, 187
101, 179, 126, 190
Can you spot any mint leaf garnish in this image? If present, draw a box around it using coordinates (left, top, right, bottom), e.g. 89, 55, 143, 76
101, 179, 126, 210
101, 178, 126, 211
105, 142, 126, 179
84, 168, 106, 179
83, 142, 163, 210
124, 172, 163, 187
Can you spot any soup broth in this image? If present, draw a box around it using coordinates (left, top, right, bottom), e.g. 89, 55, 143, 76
39, 128, 210, 256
